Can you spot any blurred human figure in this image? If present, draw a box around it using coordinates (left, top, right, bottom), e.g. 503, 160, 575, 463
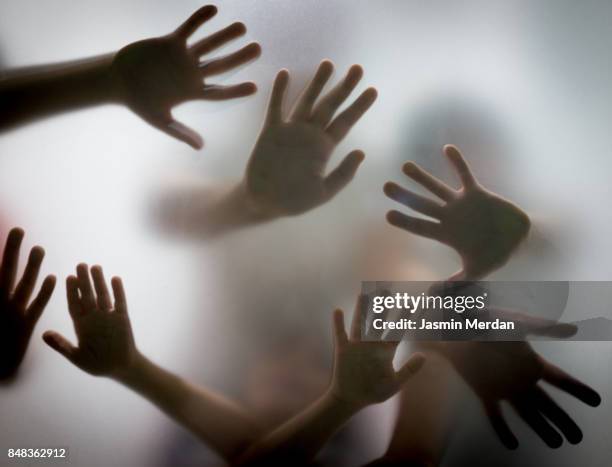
155, 59, 378, 465
0, 5, 261, 149
0, 227, 56, 381
376, 144, 600, 464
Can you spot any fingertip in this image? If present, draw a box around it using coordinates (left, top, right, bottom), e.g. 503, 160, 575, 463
364, 86, 378, 100
8, 227, 25, 239
352, 150, 365, 164
232, 21, 247, 34
383, 181, 396, 196
386, 210, 402, 225
246, 42, 262, 56
402, 161, 418, 175
30, 245, 45, 260
320, 59, 334, 69
42, 330, 56, 346
76, 263, 88, 273
408, 352, 426, 371
443, 144, 461, 157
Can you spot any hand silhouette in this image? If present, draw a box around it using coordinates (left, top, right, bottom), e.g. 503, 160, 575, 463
436, 339, 601, 449
242, 61, 377, 217
385, 144, 530, 279
0, 228, 56, 381
43, 264, 138, 378
331, 295, 425, 409
112, 5, 261, 149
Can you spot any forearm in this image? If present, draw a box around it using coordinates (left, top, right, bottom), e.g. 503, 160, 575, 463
0, 54, 119, 131
115, 352, 261, 461
157, 181, 275, 240
236, 389, 358, 466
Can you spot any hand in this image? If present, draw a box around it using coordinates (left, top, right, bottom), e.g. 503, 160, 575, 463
242, 60, 378, 217
43, 264, 138, 378
111, 5, 261, 149
0, 228, 56, 380
436, 339, 601, 449
330, 295, 425, 409
384, 144, 530, 279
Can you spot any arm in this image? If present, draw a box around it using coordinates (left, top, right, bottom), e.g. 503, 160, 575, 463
0, 5, 260, 148
0, 227, 56, 382
156, 60, 378, 238
42, 263, 260, 461
236, 295, 425, 465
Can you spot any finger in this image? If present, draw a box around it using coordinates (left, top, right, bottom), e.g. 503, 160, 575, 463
541, 359, 601, 407
326, 87, 378, 143
0, 227, 24, 293
533, 387, 583, 444
266, 69, 289, 123
76, 263, 96, 312
402, 162, 456, 202
512, 399, 563, 448
485, 403, 518, 449
350, 294, 368, 341
27, 275, 56, 323
290, 60, 334, 121
332, 309, 348, 347
111, 277, 128, 315
443, 145, 477, 189
386, 210, 442, 242
383, 182, 444, 219
199, 42, 261, 76
201, 82, 257, 100
191, 21, 246, 56
154, 117, 203, 150
311, 65, 363, 127
66, 276, 82, 317
368, 289, 392, 340
396, 353, 426, 384
42, 331, 79, 366
174, 5, 217, 40
91, 265, 112, 312
12, 246, 45, 307
323, 150, 365, 200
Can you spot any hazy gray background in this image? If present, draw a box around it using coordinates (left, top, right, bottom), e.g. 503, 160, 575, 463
0, 1, 611, 466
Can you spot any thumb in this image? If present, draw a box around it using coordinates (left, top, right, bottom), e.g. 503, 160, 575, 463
147, 114, 203, 150
324, 150, 365, 200
43, 331, 79, 366
395, 352, 426, 384
164, 119, 203, 150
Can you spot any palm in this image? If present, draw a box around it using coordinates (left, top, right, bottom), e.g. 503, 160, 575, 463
333, 343, 401, 406
385, 144, 530, 280
243, 60, 377, 217
113, 37, 203, 117
110, 5, 261, 149
439, 189, 530, 277
71, 313, 135, 376
246, 123, 335, 216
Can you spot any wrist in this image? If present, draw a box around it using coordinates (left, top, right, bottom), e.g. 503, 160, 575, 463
111, 350, 147, 384
325, 387, 367, 415
230, 181, 278, 225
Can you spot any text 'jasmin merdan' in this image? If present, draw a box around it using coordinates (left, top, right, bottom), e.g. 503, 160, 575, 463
372, 292, 488, 314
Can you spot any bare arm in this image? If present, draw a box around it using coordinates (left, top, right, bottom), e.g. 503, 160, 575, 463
43, 263, 260, 461
0, 5, 260, 148
236, 295, 425, 465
